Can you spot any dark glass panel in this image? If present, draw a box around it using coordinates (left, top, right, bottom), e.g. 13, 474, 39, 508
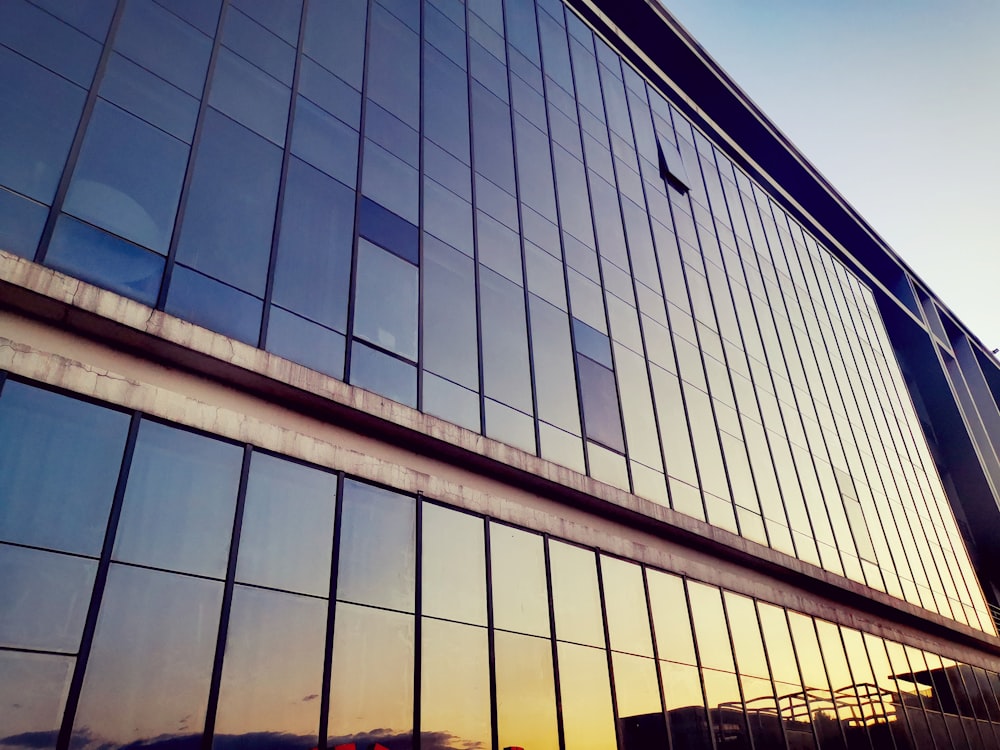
303, 0, 367, 89
548, 540, 604, 647
337, 479, 415, 612
0, 47, 86, 203
0, 380, 129, 556
222, 7, 296, 84
291, 95, 359, 188
573, 318, 613, 367
114, 0, 212, 96
0, 186, 47, 258
99, 53, 199, 143
421, 503, 487, 626
113, 420, 242, 579
480, 267, 533, 414
328, 603, 414, 749
420, 618, 491, 750
353, 239, 418, 361
740, 675, 787, 750
64, 101, 187, 254
0, 0, 101, 87
298, 57, 362, 129
494, 630, 559, 750
490, 524, 549, 637
175, 109, 281, 296
471, 83, 516, 194
661, 660, 712, 750
559, 642, 618, 750
272, 158, 354, 332
266, 306, 346, 379
530, 296, 582, 434
72, 565, 222, 749
236, 452, 337, 596
687, 582, 735, 673
359, 197, 419, 265
423, 237, 479, 389
361, 138, 419, 224
47, 216, 165, 306
367, 4, 419, 126
0, 651, 74, 750
165, 265, 263, 345
349, 341, 418, 407
646, 570, 696, 666
213, 586, 325, 750
601, 556, 654, 657
0, 544, 96, 652
702, 669, 752, 750
578, 354, 625, 453
209, 47, 290, 145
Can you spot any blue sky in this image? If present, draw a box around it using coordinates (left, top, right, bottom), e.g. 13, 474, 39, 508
659, 0, 1000, 352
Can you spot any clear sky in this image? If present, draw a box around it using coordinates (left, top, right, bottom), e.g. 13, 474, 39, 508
658, 0, 1000, 353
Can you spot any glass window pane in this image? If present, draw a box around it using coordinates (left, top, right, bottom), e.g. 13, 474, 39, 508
266, 306, 346, 380
422, 372, 481, 433
481, 267, 533, 413
421, 503, 486, 626
420, 618, 491, 750
0, 380, 129, 556
490, 524, 550, 637
494, 630, 558, 750
328, 602, 414, 749
175, 109, 281, 296
613, 652, 668, 746
687, 582, 735, 673
354, 239, 419, 361
549, 540, 604, 647
214, 586, 325, 750
303, 0, 367, 89
272, 158, 354, 332
291, 95, 358, 187
349, 341, 418, 407
298, 56, 361, 129
646, 570, 696, 665
0, 651, 75, 749
366, 4, 419, 126
72, 564, 222, 749
723, 592, 769, 680
423, 44, 470, 162
361, 138, 419, 225
223, 6, 296, 82
165, 264, 263, 345
0, 186, 47, 258
360, 196, 419, 264
601, 556, 654, 657
336, 480, 415, 612
578, 354, 625, 452
702, 668, 752, 750
559, 642, 618, 750
64, 101, 188, 254
236, 452, 337, 596
0, 46, 86, 202
0, 544, 96, 652
99, 53, 199, 142
660, 660, 712, 750
113, 420, 243, 579
423, 238, 479, 389
531, 296, 581, 434
471, 83, 516, 193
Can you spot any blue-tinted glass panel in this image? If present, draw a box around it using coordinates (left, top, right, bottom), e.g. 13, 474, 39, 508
222, 8, 295, 84
366, 4, 420, 126
0, 47, 86, 203
114, 0, 212, 96
209, 48, 291, 145
214, 585, 324, 750
578, 354, 625, 452
266, 306, 346, 379
0, 651, 74, 750
538, 10, 573, 92
0, 187, 47, 258
30, 0, 116, 40
232, 0, 301, 43
47, 216, 165, 305
365, 101, 419, 167
481, 267, 533, 413
471, 83, 516, 194
298, 57, 362, 128
99, 53, 199, 142
354, 239, 418, 360
291, 95, 358, 187
72, 565, 222, 750
0, 380, 129, 556
165, 265, 263, 345
113, 420, 242, 579
425, 3, 467, 68
303, 0, 367, 89
236, 452, 337, 596
573, 318, 613, 368
64, 101, 187, 254
359, 197, 419, 265
470, 40, 509, 102
423, 45, 471, 163
0, 544, 97, 652
423, 179, 473, 254
0, 0, 101, 87
423, 238, 479, 389
350, 341, 418, 408
506, 0, 541, 63
272, 158, 354, 332
337, 479, 416, 612
155, 0, 222, 35
175, 110, 281, 295
361, 139, 419, 225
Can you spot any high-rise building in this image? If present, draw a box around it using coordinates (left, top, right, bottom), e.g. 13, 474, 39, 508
3, 0, 1000, 749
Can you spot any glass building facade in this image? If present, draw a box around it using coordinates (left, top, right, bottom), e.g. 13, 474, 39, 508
2, 0, 1000, 749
